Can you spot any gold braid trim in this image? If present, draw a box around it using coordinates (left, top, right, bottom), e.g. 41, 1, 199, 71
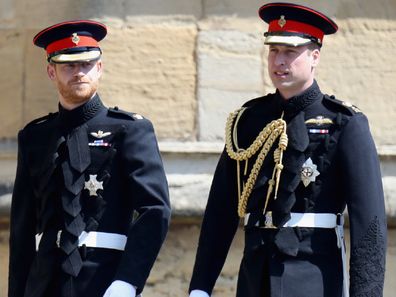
225, 108, 288, 218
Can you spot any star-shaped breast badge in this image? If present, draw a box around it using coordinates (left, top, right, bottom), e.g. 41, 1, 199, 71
84, 174, 103, 196
301, 158, 320, 187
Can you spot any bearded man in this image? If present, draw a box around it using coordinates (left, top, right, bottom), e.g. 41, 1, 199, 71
8, 20, 171, 297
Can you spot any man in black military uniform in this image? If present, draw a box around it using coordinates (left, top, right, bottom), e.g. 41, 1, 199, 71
189, 3, 386, 297
8, 20, 171, 297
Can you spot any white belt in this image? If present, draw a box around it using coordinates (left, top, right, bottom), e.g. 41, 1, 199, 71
244, 212, 349, 297
244, 212, 338, 228
35, 231, 127, 251
77, 231, 127, 251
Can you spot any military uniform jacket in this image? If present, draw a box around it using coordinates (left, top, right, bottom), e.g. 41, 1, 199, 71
8, 94, 171, 297
189, 81, 386, 297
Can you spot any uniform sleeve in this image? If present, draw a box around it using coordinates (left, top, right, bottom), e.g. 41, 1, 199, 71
189, 149, 240, 295
114, 119, 171, 293
8, 131, 37, 297
338, 114, 387, 297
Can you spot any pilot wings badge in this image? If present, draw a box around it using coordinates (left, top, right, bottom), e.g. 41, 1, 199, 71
90, 130, 111, 139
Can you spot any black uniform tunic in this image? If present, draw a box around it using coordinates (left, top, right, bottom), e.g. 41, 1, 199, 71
189, 81, 386, 297
9, 94, 171, 297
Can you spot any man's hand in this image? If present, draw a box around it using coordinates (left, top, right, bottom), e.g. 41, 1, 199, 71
103, 280, 136, 297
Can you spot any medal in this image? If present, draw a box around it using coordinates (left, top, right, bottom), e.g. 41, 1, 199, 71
308, 128, 329, 134
84, 174, 104, 196
88, 139, 111, 147
301, 158, 320, 187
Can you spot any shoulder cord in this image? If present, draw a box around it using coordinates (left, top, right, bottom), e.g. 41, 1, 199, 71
225, 108, 288, 218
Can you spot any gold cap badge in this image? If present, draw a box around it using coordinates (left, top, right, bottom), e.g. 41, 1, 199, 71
278, 15, 287, 28
71, 33, 80, 45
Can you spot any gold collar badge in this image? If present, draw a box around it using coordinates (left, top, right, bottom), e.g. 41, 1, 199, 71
278, 15, 287, 28
342, 101, 362, 113
71, 33, 80, 45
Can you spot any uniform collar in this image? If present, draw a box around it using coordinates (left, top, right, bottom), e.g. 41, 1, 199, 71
58, 93, 105, 129
278, 80, 322, 117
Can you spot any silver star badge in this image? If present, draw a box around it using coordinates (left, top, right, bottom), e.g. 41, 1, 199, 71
84, 174, 104, 196
301, 158, 320, 187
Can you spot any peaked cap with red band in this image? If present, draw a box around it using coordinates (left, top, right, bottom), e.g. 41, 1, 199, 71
259, 2, 338, 47
33, 20, 107, 63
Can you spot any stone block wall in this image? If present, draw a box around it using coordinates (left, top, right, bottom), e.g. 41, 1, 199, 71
0, 0, 396, 144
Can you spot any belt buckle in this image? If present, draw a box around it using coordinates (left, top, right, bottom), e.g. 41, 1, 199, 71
264, 211, 276, 229
336, 213, 344, 226
56, 230, 62, 248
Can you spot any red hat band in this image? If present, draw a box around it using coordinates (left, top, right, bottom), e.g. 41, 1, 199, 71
268, 18, 324, 43
46, 35, 99, 55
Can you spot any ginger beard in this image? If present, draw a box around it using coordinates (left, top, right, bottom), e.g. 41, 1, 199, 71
56, 73, 99, 106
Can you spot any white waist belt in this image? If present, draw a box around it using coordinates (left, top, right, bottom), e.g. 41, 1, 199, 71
35, 231, 127, 251
282, 212, 338, 228
244, 212, 338, 228
78, 231, 127, 251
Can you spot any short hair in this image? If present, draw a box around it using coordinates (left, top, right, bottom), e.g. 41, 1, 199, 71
307, 42, 321, 51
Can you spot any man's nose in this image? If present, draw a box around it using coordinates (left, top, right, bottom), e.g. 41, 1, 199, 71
274, 54, 285, 66
74, 65, 85, 76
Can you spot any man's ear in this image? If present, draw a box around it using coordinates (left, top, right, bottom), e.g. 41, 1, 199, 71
96, 59, 103, 78
311, 48, 320, 68
47, 63, 56, 81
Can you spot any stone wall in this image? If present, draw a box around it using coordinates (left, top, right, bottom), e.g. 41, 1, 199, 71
0, 0, 396, 143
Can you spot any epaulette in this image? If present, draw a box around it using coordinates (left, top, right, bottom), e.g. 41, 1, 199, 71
108, 106, 144, 121
323, 94, 362, 116
24, 112, 58, 129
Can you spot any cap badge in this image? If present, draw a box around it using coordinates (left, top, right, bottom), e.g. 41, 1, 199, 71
90, 130, 111, 139
84, 174, 104, 196
301, 158, 320, 187
71, 33, 80, 45
278, 15, 287, 28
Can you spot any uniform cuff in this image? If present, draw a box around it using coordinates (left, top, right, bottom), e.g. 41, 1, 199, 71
189, 289, 210, 297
